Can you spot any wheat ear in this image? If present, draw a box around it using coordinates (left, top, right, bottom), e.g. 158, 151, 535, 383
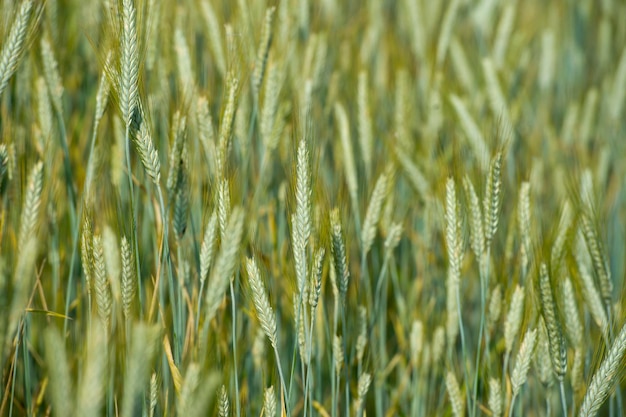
44, 327, 73, 417
121, 236, 136, 321
579, 322, 626, 417
446, 371, 464, 417
204, 207, 244, 324
0, 0, 33, 98
362, 172, 389, 257
120, 0, 139, 127
18, 161, 44, 250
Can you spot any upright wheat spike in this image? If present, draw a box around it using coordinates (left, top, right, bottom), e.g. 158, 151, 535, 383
0, 0, 33, 98
362, 172, 389, 257
484, 152, 503, 248
120, 0, 139, 127
510, 328, 538, 416
44, 327, 73, 417
445, 177, 463, 346
264, 386, 277, 417
204, 207, 244, 324
121, 236, 136, 320
75, 319, 106, 416
92, 234, 112, 330
18, 161, 44, 250
330, 208, 349, 302
252, 7, 276, 98
579, 322, 626, 417
446, 371, 464, 417
246, 257, 277, 349
539, 262, 568, 416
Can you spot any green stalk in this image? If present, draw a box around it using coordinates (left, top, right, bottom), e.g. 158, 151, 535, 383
471, 248, 490, 417
229, 278, 241, 417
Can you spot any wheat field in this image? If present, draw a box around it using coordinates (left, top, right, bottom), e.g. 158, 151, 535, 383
0, 0, 625, 416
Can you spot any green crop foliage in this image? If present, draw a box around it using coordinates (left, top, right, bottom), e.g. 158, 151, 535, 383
0, 0, 625, 416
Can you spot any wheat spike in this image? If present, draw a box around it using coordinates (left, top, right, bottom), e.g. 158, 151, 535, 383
518, 182, 531, 276
330, 208, 349, 302
445, 371, 464, 417
357, 70, 373, 179
561, 276, 583, 347
579, 213, 612, 310
362, 172, 389, 257
120, 0, 140, 127
246, 257, 277, 349
92, 234, 112, 330
511, 328, 538, 397
463, 176, 485, 263
200, 0, 226, 76
260, 64, 284, 149
18, 161, 44, 250
0, 0, 33, 98
579, 322, 626, 417
217, 179, 231, 241
504, 285, 525, 355
309, 247, 324, 311
134, 120, 162, 186
539, 262, 567, 381
356, 306, 368, 365
44, 327, 73, 417
121, 236, 136, 320
488, 377, 502, 417
174, 27, 194, 99
334, 103, 359, 211
535, 318, 554, 387
40, 34, 64, 112
445, 177, 462, 346
217, 384, 229, 417
204, 207, 244, 324
252, 7, 275, 97
333, 334, 344, 374
484, 152, 503, 247
217, 75, 239, 175
354, 372, 372, 415
149, 373, 158, 417
76, 319, 106, 416
264, 386, 277, 417
200, 213, 219, 285
294, 137, 311, 298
